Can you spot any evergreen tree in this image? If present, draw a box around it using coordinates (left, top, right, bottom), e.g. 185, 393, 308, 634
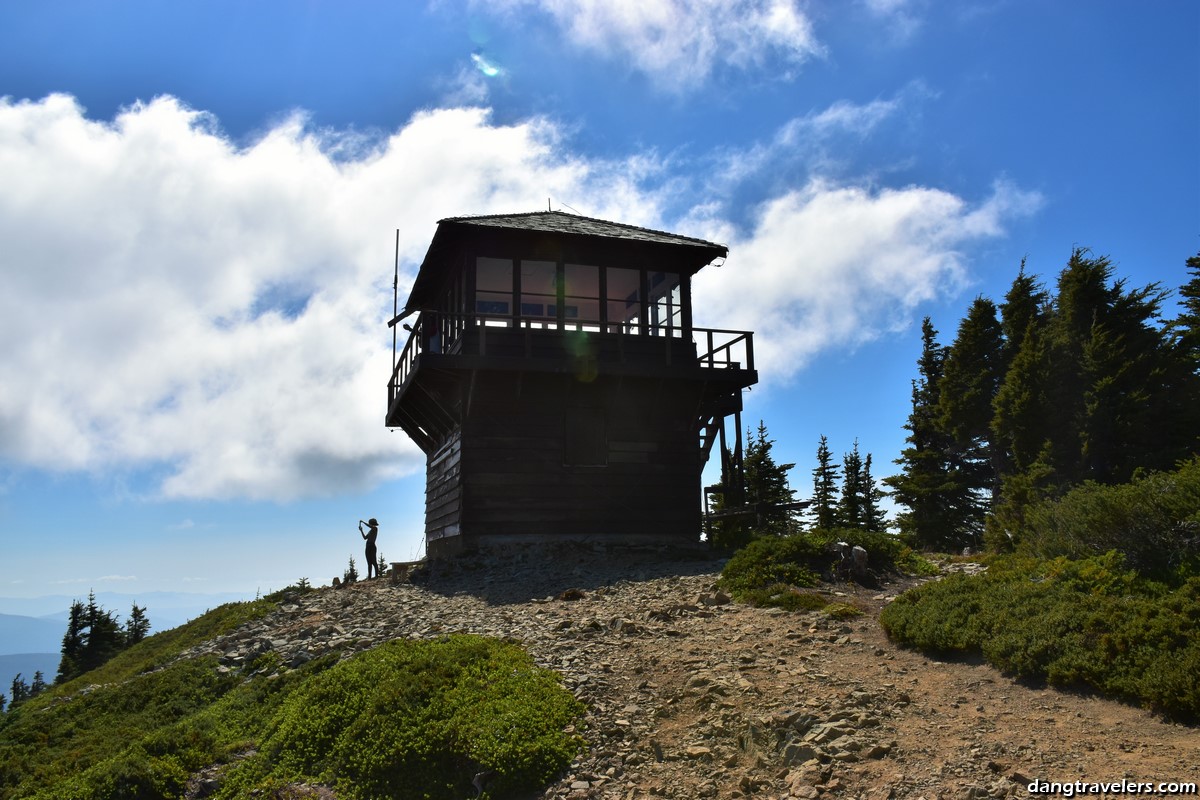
1047, 249, 1179, 484
1173, 253, 1200, 371
938, 297, 1004, 538
1164, 254, 1200, 457
0, 691, 6, 714
860, 453, 887, 532
57, 600, 85, 684
30, 672, 46, 697
999, 260, 1049, 369
836, 441, 865, 529
9, 674, 29, 709
742, 421, 798, 536
810, 435, 840, 530
344, 557, 359, 584
886, 319, 970, 550
124, 603, 150, 647
80, 591, 123, 674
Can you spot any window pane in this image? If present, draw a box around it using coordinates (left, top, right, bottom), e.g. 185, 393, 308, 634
606, 267, 641, 333
649, 272, 680, 336
520, 260, 557, 322
475, 257, 513, 316
476, 257, 512, 292
564, 263, 600, 324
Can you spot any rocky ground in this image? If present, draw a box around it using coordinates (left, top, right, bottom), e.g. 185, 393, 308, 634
183, 548, 1197, 799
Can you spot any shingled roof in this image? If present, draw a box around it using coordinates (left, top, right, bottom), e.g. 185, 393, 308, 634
439, 210, 726, 251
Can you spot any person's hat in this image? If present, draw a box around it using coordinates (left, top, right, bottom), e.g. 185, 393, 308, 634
368, 518, 378, 526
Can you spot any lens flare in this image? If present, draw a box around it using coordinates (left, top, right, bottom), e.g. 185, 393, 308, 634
471, 51, 502, 78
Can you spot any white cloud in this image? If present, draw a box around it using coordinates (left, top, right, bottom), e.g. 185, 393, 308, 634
480, 0, 823, 89
98, 575, 138, 582
861, 0, 925, 42
0, 93, 1038, 501
691, 178, 1042, 382
0, 94, 657, 501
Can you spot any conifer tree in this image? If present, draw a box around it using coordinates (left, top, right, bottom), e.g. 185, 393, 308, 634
1173, 254, 1200, 371
0, 691, 6, 714
860, 453, 887, 532
810, 435, 840, 530
999, 261, 1049, 369
124, 603, 150, 647
1046, 250, 1179, 484
837, 441, 865, 529
30, 671, 46, 697
938, 297, 1004, 538
9, 674, 28, 709
886, 319, 970, 550
80, 591, 123, 674
742, 421, 798, 536
1164, 254, 1200, 457
57, 600, 85, 684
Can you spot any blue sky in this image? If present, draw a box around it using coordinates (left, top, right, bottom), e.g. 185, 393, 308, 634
0, 1, 1196, 605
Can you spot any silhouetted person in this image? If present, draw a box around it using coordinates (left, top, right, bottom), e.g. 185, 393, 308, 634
359, 518, 379, 579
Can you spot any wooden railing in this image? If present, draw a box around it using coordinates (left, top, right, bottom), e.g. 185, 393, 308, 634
388, 312, 754, 408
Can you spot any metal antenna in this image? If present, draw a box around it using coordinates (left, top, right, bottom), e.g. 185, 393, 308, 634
392, 229, 399, 371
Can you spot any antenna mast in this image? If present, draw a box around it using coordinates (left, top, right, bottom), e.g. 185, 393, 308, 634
392, 229, 399, 372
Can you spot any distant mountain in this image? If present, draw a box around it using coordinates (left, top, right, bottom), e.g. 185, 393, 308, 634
0, 653, 60, 686
0, 613, 65, 655
0, 590, 257, 640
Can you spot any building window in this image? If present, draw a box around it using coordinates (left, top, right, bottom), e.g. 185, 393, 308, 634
564, 406, 607, 466
564, 263, 600, 330
649, 271, 681, 337
476, 257, 513, 318
520, 260, 558, 327
606, 267, 641, 335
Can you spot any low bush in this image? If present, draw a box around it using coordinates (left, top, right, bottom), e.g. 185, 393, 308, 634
719, 530, 937, 609
220, 635, 584, 800
1008, 457, 1200, 579
881, 552, 1200, 720
2, 629, 582, 800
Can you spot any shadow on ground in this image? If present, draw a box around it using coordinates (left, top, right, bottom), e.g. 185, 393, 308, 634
406, 544, 728, 606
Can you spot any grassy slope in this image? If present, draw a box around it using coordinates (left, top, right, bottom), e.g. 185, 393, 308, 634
0, 592, 584, 800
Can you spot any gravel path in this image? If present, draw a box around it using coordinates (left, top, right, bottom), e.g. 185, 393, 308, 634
187, 549, 1199, 799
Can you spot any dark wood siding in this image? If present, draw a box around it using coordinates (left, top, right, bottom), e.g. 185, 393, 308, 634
450, 372, 702, 543
425, 434, 462, 545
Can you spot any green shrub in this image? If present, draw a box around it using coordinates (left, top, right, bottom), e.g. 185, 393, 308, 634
805, 528, 939, 577
222, 635, 584, 800
719, 530, 937, 609
1015, 458, 1200, 579
719, 536, 824, 604
881, 554, 1200, 720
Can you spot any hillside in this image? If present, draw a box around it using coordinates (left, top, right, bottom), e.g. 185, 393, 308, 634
2, 549, 1196, 798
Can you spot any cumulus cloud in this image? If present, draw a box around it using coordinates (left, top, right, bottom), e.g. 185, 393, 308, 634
480, 0, 823, 89
691, 178, 1042, 382
0, 94, 654, 501
0, 93, 1037, 501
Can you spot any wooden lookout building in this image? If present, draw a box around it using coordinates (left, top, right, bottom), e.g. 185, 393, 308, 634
385, 211, 757, 557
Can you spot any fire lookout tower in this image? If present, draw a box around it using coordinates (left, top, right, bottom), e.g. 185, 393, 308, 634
386, 211, 757, 557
